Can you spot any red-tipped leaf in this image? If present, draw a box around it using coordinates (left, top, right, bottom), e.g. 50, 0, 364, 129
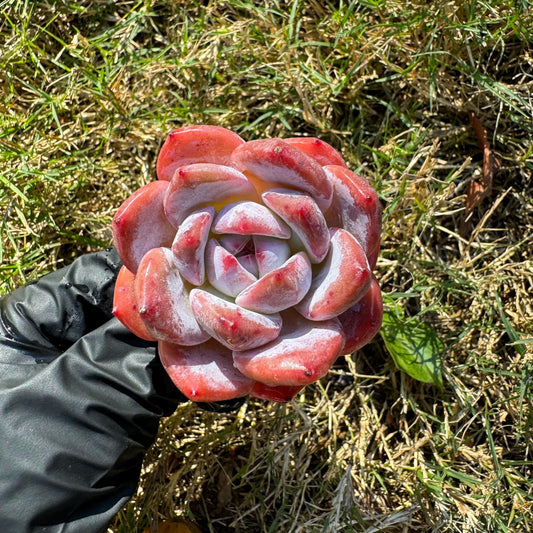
212, 200, 291, 239
112, 181, 176, 274
205, 239, 257, 298
190, 289, 282, 351
324, 165, 382, 269
283, 137, 347, 167
295, 228, 372, 321
262, 189, 330, 263
235, 252, 312, 314
233, 312, 345, 386
164, 163, 257, 228
338, 275, 383, 354
113, 266, 157, 342
172, 206, 214, 286
156, 125, 245, 181
250, 382, 304, 403
231, 138, 333, 211
159, 339, 254, 402
135, 247, 209, 345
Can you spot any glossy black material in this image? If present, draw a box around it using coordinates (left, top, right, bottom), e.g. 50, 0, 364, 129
0, 249, 189, 532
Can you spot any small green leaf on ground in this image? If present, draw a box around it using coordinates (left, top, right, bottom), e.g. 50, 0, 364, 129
494, 291, 526, 357
381, 308, 444, 387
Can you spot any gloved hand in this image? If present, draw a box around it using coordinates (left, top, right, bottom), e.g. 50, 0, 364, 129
0, 248, 240, 533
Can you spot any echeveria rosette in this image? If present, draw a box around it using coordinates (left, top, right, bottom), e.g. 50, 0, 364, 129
112, 125, 383, 404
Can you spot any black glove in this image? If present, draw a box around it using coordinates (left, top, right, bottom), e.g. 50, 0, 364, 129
0, 248, 187, 533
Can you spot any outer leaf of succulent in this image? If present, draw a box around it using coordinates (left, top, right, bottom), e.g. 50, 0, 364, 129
112, 125, 382, 403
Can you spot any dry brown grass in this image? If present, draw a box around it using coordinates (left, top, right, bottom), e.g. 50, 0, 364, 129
1, 1, 532, 531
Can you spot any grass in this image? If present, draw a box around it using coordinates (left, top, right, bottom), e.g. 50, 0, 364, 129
1, 0, 533, 531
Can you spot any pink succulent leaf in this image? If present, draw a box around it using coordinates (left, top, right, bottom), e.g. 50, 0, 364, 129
235, 251, 312, 314
233, 311, 345, 386
171, 206, 215, 286
250, 382, 305, 403
189, 288, 282, 351
324, 165, 382, 270
253, 236, 291, 276
283, 137, 347, 167
164, 163, 257, 228
212, 200, 291, 238
262, 188, 330, 263
112, 180, 176, 274
135, 247, 209, 345
205, 239, 257, 297
295, 228, 372, 321
231, 138, 333, 211
338, 275, 383, 354
113, 266, 157, 342
159, 339, 254, 402
156, 125, 245, 181
113, 126, 383, 403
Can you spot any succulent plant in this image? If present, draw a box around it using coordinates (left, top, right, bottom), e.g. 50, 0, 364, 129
112, 125, 383, 403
